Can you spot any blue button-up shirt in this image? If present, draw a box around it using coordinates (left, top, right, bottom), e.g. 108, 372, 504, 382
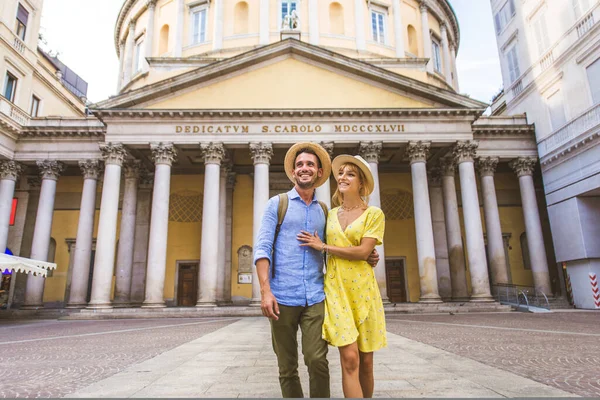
253, 188, 326, 307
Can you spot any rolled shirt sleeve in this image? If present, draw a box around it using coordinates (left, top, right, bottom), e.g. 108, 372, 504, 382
253, 196, 279, 267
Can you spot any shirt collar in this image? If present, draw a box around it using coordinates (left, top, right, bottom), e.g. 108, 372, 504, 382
289, 187, 317, 203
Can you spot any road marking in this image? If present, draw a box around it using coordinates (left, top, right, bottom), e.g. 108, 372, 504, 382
0, 318, 239, 345
386, 318, 600, 337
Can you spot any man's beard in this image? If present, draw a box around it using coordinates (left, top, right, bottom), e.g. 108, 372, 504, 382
296, 174, 318, 189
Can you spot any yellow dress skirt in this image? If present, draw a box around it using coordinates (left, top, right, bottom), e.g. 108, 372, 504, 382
322, 206, 387, 353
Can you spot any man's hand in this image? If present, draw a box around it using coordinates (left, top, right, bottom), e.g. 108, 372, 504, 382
367, 248, 380, 268
261, 290, 280, 320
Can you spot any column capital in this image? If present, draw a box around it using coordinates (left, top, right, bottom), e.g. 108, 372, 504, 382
419, 1, 429, 13
509, 157, 537, 177
146, 0, 157, 10
124, 159, 142, 178
100, 143, 128, 166
27, 176, 41, 190
453, 140, 478, 164
477, 157, 499, 177
201, 142, 225, 165
0, 160, 24, 181
151, 142, 178, 166
320, 141, 335, 159
79, 159, 103, 180
439, 157, 456, 176
128, 19, 137, 29
249, 142, 273, 165
139, 167, 154, 189
427, 166, 442, 186
359, 141, 383, 163
37, 160, 66, 181
226, 171, 237, 190
407, 141, 431, 164
440, 22, 447, 33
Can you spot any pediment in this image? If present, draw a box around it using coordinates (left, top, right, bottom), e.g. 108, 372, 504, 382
94, 39, 487, 111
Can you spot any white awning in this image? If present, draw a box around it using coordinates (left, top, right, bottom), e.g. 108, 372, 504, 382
0, 253, 57, 277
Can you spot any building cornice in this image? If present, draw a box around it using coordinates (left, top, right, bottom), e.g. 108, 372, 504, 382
19, 118, 106, 138
540, 131, 600, 168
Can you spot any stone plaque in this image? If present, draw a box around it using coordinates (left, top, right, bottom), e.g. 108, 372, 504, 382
237, 245, 253, 273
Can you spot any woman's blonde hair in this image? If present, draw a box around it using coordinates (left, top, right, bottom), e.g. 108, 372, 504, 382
331, 162, 370, 207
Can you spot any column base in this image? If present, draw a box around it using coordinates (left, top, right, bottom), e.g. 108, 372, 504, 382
20, 303, 44, 310
469, 294, 495, 302
65, 302, 88, 309
86, 302, 113, 310
141, 301, 166, 308
249, 299, 261, 307
451, 297, 471, 302
195, 301, 217, 308
113, 301, 133, 308
418, 294, 443, 303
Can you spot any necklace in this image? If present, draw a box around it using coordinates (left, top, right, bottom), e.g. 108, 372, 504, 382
341, 203, 363, 212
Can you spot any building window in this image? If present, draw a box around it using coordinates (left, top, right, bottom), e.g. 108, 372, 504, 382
547, 90, 567, 131
281, 0, 298, 23
573, 0, 591, 20
192, 7, 208, 44
371, 10, 386, 44
432, 40, 442, 72
15, 3, 29, 41
3, 72, 18, 102
30, 95, 40, 117
506, 45, 520, 84
134, 39, 144, 73
532, 12, 550, 56
494, 0, 516, 35
586, 57, 600, 105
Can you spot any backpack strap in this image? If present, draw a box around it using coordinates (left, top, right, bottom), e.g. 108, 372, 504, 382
272, 193, 289, 278
318, 201, 328, 265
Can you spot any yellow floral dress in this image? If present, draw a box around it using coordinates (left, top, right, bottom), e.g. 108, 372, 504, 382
322, 206, 387, 352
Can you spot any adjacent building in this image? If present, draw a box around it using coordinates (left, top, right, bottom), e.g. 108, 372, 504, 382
0, 0, 561, 310
490, 0, 599, 309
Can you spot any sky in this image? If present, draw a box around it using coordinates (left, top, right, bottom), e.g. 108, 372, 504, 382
39, 0, 503, 105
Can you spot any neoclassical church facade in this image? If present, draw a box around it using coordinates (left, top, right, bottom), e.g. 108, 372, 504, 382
1, 0, 562, 309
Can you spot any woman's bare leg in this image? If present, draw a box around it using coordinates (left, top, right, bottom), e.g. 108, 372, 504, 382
338, 342, 363, 398
359, 351, 374, 398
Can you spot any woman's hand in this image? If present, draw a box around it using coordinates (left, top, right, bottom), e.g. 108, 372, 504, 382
297, 230, 324, 251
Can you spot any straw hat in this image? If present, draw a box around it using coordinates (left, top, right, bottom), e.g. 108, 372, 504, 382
331, 155, 375, 196
284, 142, 332, 188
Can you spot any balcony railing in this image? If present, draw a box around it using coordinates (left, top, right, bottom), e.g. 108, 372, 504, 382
12, 36, 25, 54
540, 50, 554, 71
0, 97, 30, 126
511, 79, 523, 97
538, 102, 600, 157
577, 12, 595, 37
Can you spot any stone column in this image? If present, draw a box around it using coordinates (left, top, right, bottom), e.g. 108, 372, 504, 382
478, 157, 509, 286
216, 161, 231, 303
359, 141, 389, 302
308, 0, 319, 45
354, 0, 366, 50
144, 0, 157, 71
197, 143, 225, 306
259, 0, 270, 45
392, 0, 405, 57
143, 143, 177, 308
130, 169, 153, 306
428, 167, 451, 300
453, 141, 493, 301
66, 160, 102, 308
22, 160, 66, 309
0, 161, 23, 253
174, 0, 185, 57
87, 143, 128, 309
510, 157, 552, 295
406, 142, 441, 302
450, 44, 459, 91
441, 23, 452, 85
213, 0, 224, 51
440, 158, 469, 301
124, 20, 136, 84
114, 160, 141, 307
250, 142, 273, 304
419, 1, 433, 72
117, 40, 125, 92
224, 171, 236, 303
315, 142, 333, 209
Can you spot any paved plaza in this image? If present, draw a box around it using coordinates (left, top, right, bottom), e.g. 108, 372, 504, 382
0, 312, 598, 398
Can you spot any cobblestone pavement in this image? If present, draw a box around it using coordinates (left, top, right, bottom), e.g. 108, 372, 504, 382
386, 311, 600, 397
0, 318, 238, 398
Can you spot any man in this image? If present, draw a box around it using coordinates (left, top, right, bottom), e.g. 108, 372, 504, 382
254, 142, 378, 398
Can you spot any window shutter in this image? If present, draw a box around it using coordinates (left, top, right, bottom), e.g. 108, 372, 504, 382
586, 58, 600, 105
494, 13, 501, 34
17, 4, 29, 25
508, 0, 516, 17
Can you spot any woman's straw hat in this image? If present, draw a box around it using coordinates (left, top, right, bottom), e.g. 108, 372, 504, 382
284, 142, 332, 188
331, 155, 375, 196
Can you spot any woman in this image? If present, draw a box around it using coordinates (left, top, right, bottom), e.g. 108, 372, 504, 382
297, 154, 386, 398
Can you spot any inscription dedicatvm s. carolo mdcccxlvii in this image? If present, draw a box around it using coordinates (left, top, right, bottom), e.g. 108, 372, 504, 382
175, 124, 406, 134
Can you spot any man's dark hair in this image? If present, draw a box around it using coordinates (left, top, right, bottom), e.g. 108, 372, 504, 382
294, 148, 322, 169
